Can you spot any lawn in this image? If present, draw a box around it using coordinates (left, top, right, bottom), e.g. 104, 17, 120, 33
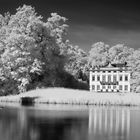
0, 88, 140, 106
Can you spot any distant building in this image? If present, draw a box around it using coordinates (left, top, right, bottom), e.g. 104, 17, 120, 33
89, 62, 130, 92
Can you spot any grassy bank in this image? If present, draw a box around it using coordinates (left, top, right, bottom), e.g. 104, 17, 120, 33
0, 88, 140, 106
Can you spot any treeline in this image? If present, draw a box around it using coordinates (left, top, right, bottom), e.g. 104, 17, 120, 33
0, 5, 139, 95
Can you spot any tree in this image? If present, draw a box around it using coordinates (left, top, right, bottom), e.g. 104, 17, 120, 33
88, 42, 110, 67
128, 49, 140, 92
0, 5, 68, 94
64, 42, 88, 80
108, 44, 134, 63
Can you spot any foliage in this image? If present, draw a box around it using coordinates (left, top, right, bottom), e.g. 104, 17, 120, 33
1, 5, 140, 94
64, 42, 88, 81
109, 44, 134, 63
128, 49, 140, 92
88, 42, 110, 67
0, 5, 70, 94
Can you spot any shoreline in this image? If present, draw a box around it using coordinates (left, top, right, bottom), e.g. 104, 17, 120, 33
0, 88, 140, 106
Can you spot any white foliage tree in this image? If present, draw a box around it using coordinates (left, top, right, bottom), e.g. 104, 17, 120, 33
64, 42, 88, 80
0, 5, 68, 94
128, 49, 140, 92
109, 44, 134, 63
88, 42, 110, 67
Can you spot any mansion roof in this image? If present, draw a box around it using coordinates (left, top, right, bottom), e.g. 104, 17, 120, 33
90, 62, 129, 71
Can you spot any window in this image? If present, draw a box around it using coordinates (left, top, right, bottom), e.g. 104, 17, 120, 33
97, 85, 100, 90
97, 75, 100, 81
114, 71, 116, 73
103, 71, 105, 73
113, 85, 116, 89
119, 85, 122, 90
102, 75, 106, 82
92, 76, 95, 81
125, 75, 128, 81
108, 85, 111, 89
108, 75, 111, 82
119, 75, 123, 81
102, 85, 105, 89
108, 71, 111, 73
125, 85, 128, 91
113, 75, 117, 82
92, 85, 95, 90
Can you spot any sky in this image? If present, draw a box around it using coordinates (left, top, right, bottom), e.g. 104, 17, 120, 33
0, 0, 140, 52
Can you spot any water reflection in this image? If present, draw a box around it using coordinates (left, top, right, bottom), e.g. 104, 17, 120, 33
88, 108, 130, 140
0, 105, 139, 140
0, 107, 89, 140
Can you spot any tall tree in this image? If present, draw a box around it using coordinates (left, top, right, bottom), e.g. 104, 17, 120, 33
0, 5, 68, 94
64, 42, 88, 80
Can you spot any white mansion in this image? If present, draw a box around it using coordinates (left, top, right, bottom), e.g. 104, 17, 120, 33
89, 62, 130, 92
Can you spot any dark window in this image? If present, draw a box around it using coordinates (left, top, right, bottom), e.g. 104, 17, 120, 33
103, 71, 105, 73
125, 75, 128, 81
108, 75, 111, 82
113, 75, 117, 82
108, 71, 111, 73
113, 85, 116, 89
102, 75, 106, 82
119, 75, 122, 81
92, 85, 95, 90
114, 71, 116, 73
92, 76, 95, 81
108, 85, 111, 89
119, 85, 122, 90
97, 85, 100, 90
125, 85, 128, 91
102, 85, 105, 89
97, 75, 100, 81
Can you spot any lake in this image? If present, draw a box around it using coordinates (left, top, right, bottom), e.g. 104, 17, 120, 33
0, 104, 140, 140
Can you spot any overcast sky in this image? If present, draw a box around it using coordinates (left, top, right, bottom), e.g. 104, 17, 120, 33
0, 0, 140, 52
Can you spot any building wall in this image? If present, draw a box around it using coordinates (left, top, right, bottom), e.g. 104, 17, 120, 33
90, 69, 130, 92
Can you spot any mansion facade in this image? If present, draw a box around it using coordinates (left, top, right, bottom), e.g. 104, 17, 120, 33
89, 62, 130, 92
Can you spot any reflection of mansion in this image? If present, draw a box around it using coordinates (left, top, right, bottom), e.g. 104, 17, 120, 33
88, 108, 130, 138
89, 62, 130, 92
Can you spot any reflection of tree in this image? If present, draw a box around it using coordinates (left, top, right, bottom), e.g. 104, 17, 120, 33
0, 108, 38, 140
0, 109, 24, 140
28, 117, 89, 140
0, 108, 89, 140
